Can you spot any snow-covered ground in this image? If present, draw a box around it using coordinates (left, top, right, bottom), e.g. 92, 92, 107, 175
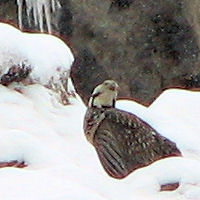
0, 22, 200, 200
1, 81, 200, 200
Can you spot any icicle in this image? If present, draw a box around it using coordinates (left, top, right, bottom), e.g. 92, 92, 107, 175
44, 0, 52, 33
25, 0, 32, 26
16, 0, 61, 33
51, 0, 56, 12
37, 1, 44, 32
17, 0, 23, 30
32, 0, 39, 28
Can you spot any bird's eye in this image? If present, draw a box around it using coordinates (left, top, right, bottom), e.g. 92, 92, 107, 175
104, 82, 108, 85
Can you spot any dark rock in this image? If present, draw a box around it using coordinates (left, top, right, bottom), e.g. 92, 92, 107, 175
160, 182, 180, 191
68, 0, 200, 106
0, 0, 17, 24
0, 160, 27, 168
109, 0, 134, 10
71, 48, 110, 103
57, 1, 73, 37
0, 63, 32, 86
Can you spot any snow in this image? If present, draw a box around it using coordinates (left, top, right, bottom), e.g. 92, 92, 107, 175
1, 22, 200, 200
16, 0, 61, 33
1, 85, 200, 200
22, 32, 74, 85
0, 23, 26, 76
0, 23, 74, 95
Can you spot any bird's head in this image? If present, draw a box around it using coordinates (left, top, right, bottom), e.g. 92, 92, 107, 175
101, 80, 119, 92
88, 80, 119, 108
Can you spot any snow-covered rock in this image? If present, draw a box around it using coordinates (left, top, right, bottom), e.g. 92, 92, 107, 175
0, 22, 74, 103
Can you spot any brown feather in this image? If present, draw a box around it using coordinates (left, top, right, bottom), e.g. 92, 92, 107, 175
84, 107, 182, 179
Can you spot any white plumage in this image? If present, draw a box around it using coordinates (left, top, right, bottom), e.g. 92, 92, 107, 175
88, 80, 119, 108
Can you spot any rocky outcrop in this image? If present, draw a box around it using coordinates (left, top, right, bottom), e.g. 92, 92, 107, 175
1, 0, 200, 106
69, 0, 200, 105
0, 0, 17, 25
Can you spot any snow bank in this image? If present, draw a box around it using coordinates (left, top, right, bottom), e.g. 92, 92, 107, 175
0, 23, 26, 76
22, 32, 74, 85
0, 22, 74, 102
0, 84, 200, 200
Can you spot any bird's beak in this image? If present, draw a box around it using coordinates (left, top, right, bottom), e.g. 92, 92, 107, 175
109, 83, 119, 91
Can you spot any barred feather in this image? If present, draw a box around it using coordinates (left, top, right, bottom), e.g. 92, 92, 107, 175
84, 107, 182, 179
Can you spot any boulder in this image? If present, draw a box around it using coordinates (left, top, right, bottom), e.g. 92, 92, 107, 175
69, 0, 200, 105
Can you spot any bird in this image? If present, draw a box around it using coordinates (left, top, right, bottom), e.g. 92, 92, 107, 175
84, 80, 182, 179
88, 80, 119, 108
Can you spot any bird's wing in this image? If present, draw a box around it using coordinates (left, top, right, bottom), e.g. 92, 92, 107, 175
88, 91, 102, 107
84, 108, 106, 144
92, 84, 104, 96
85, 108, 182, 179
88, 84, 104, 107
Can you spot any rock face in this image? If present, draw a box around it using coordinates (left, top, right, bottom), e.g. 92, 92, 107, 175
69, 0, 200, 106
1, 0, 200, 105
0, 0, 17, 24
